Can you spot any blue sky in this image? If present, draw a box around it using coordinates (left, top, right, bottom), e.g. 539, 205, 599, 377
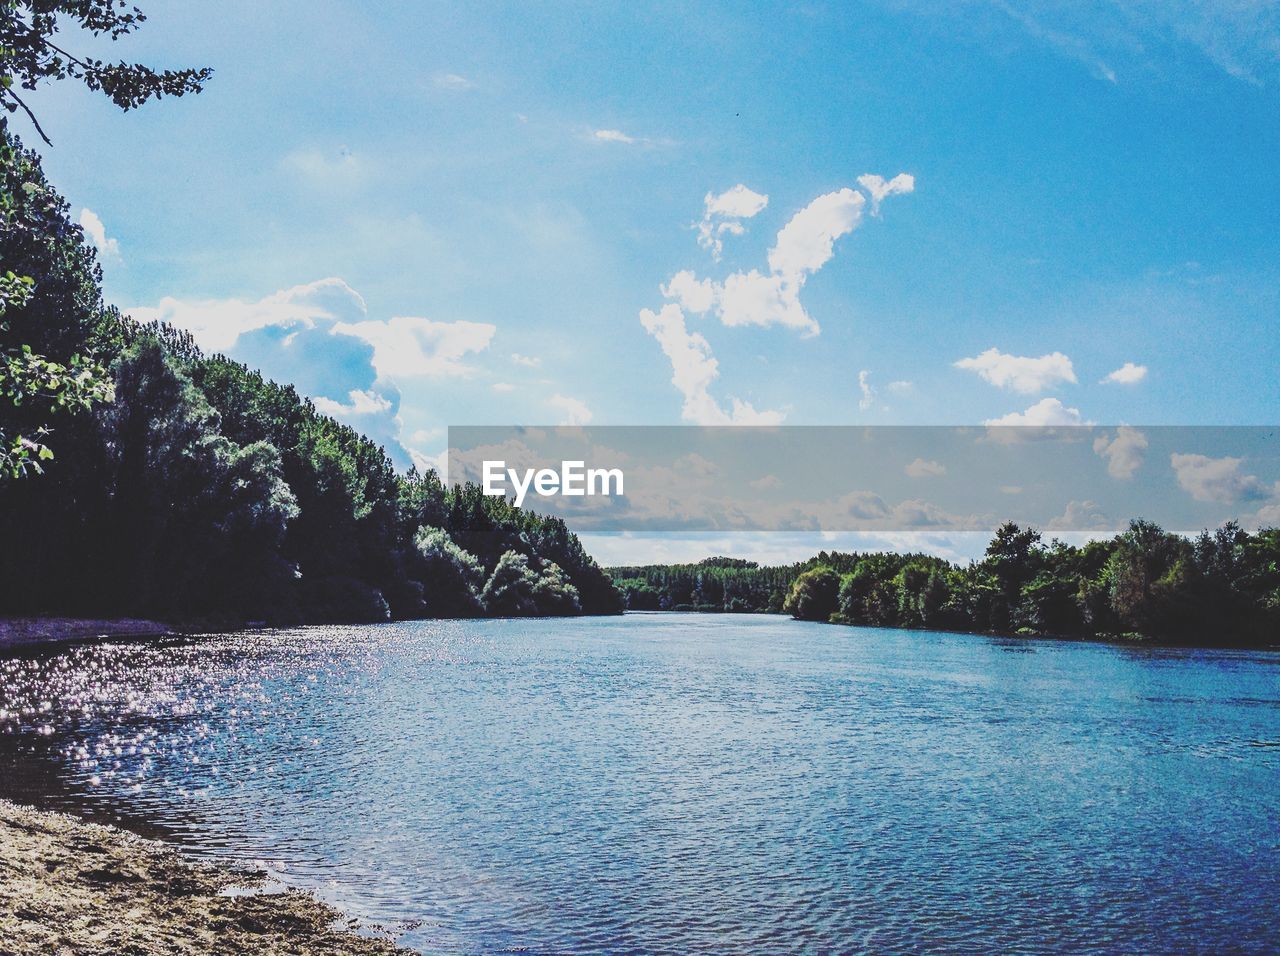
21, 0, 1280, 560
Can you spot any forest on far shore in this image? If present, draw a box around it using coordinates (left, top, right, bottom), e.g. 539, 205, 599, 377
609, 520, 1280, 646
0, 128, 622, 625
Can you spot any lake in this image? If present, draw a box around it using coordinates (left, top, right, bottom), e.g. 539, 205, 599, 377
1, 613, 1277, 953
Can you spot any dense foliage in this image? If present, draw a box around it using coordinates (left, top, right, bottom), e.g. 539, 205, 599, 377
1, 0, 211, 144
0, 130, 622, 623
610, 521, 1280, 646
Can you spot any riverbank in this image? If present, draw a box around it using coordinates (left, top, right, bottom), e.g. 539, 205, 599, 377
0, 617, 172, 651
0, 799, 407, 954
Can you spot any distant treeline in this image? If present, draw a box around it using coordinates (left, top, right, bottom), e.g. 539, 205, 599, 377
0, 131, 622, 625
610, 522, 1280, 646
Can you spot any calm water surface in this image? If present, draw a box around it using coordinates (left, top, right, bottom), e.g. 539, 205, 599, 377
1, 613, 1277, 953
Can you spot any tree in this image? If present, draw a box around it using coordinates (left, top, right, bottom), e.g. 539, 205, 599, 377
1, 136, 114, 476
481, 550, 541, 616
1, 1, 211, 145
1105, 519, 1192, 638
414, 526, 484, 617
784, 566, 840, 622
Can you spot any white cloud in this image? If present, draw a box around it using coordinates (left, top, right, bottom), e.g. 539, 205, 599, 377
547, 393, 593, 426
665, 179, 914, 337
492, 382, 516, 393
593, 128, 636, 144
1170, 453, 1277, 504
1047, 500, 1112, 531
312, 388, 394, 418
644, 177, 910, 420
434, 73, 475, 91
857, 173, 915, 215
887, 380, 914, 394
985, 397, 1089, 427
638, 303, 784, 425
1093, 426, 1148, 479
858, 369, 877, 411
715, 269, 817, 335
332, 316, 496, 379
409, 427, 443, 444
696, 184, 769, 259
78, 208, 120, 260
128, 277, 368, 353
661, 270, 718, 314
750, 474, 783, 491
955, 347, 1077, 393
1102, 361, 1148, 384
768, 187, 866, 279
510, 352, 542, 368
905, 458, 947, 478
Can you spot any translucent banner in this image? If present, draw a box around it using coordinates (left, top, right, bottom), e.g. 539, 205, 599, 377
447, 426, 1280, 533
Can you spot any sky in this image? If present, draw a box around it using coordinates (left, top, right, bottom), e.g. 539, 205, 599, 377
21, 0, 1280, 563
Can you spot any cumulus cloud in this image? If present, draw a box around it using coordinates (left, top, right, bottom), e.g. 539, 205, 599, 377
768, 187, 867, 279
1170, 453, 1277, 504
312, 389, 394, 418
510, 352, 542, 368
547, 393, 593, 426
696, 184, 769, 259
1093, 426, 1148, 479
664, 176, 912, 338
638, 303, 784, 425
1102, 361, 1148, 384
129, 277, 368, 354
985, 397, 1089, 427
905, 458, 947, 478
750, 474, 784, 491
955, 347, 1077, 393
130, 277, 504, 471
643, 176, 911, 422
78, 208, 120, 260
887, 380, 914, 394
331, 316, 496, 379
1047, 500, 1112, 531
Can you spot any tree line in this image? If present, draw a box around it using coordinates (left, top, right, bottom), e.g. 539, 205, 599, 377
0, 129, 622, 624
610, 521, 1280, 646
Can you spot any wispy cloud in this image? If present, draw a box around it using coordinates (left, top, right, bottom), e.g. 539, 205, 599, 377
1101, 361, 1148, 384
858, 370, 877, 411
592, 128, 637, 144
433, 72, 475, 91
905, 458, 947, 478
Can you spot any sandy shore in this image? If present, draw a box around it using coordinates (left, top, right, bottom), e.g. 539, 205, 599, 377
0, 617, 172, 651
0, 799, 408, 954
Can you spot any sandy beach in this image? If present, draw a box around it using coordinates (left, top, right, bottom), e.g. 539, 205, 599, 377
0, 799, 407, 955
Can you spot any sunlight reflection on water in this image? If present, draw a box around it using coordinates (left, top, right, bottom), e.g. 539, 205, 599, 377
1, 614, 1278, 953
